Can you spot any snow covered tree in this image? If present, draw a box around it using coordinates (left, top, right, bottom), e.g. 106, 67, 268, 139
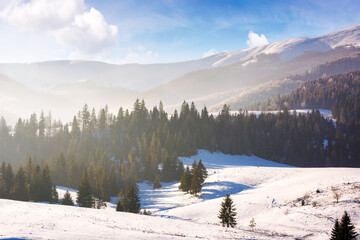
77, 170, 94, 208
153, 175, 162, 189
218, 194, 237, 228
61, 191, 74, 206
249, 218, 256, 231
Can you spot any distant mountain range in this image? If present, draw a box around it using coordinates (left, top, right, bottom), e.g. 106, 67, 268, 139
1, 24, 360, 126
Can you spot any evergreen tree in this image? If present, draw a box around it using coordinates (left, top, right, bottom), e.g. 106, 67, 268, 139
11, 166, 28, 201
190, 166, 201, 195
0, 175, 7, 198
153, 175, 162, 189
41, 165, 53, 202
52, 184, 59, 203
61, 191, 74, 206
218, 194, 237, 228
3, 164, 14, 195
197, 159, 208, 185
179, 166, 191, 192
116, 184, 140, 213
340, 211, 357, 239
77, 170, 94, 208
330, 219, 341, 240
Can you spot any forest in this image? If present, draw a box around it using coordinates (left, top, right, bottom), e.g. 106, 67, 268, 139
0, 70, 359, 204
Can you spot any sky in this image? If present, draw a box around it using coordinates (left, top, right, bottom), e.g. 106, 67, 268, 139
0, 0, 359, 64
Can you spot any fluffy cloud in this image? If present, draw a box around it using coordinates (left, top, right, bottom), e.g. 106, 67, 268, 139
52, 8, 118, 53
246, 31, 269, 48
0, 0, 118, 53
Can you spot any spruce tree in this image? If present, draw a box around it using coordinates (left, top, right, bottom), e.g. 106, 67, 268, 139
77, 170, 94, 208
0, 175, 7, 198
61, 191, 74, 206
197, 159, 208, 185
11, 166, 28, 201
41, 165, 53, 202
218, 194, 237, 228
127, 184, 141, 213
3, 164, 14, 195
179, 166, 191, 192
153, 175, 162, 189
190, 167, 201, 195
330, 219, 341, 240
340, 211, 357, 239
52, 184, 59, 203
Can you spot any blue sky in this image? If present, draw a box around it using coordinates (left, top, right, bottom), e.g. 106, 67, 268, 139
0, 0, 359, 64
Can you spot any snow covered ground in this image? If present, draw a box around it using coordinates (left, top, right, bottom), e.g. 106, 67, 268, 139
1, 150, 359, 239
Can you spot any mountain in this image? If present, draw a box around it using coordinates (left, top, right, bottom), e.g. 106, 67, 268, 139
1, 25, 360, 122
209, 52, 360, 112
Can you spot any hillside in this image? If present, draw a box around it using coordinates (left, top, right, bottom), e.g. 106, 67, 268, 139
254, 69, 360, 124
1, 150, 359, 239
209, 52, 360, 112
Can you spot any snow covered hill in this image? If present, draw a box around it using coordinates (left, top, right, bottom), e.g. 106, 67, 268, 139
1, 150, 359, 239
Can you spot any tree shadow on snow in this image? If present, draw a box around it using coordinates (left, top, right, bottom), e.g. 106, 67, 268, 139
201, 181, 251, 200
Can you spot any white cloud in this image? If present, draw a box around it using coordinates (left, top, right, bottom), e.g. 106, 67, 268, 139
116, 45, 160, 64
0, 0, 118, 54
202, 48, 216, 58
52, 8, 118, 53
246, 31, 269, 48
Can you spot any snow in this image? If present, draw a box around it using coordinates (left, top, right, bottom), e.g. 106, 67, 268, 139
211, 24, 360, 67
1, 150, 360, 239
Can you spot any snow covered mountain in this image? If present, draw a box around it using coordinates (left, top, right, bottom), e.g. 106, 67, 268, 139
1, 25, 360, 124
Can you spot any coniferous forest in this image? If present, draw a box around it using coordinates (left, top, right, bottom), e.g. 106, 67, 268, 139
0, 70, 359, 204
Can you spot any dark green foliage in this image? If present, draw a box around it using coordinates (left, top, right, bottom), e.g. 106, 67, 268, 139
41, 165, 53, 202
179, 160, 207, 195
179, 166, 191, 193
10, 166, 28, 201
61, 191, 74, 206
330, 211, 358, 240
153, 175, 162, 189
218, 194, 237, 228
331, 219, 341, 240
77, 170, 94, 208
116, 184, 140, 213
0, 175, 7, 198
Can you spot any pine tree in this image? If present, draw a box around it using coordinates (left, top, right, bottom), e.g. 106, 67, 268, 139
218, 194, 237, 228
61, 191, 74, 206
153, 175, 162, 189
190, 166, 201, 195
330, 211, 358, 240
116, 185, 140, 213
330, 219, 341, 240
77, 170, 94, 208
340, 211, 357, 239
3, 164, 14, 195
11, 166, 28, 201
179, 166, 191, 192
52, 184, 59, 203
197, 159, 208, 185
126, 184, 141, 213
41, 165, 53, 202
0, 175, 7, 198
